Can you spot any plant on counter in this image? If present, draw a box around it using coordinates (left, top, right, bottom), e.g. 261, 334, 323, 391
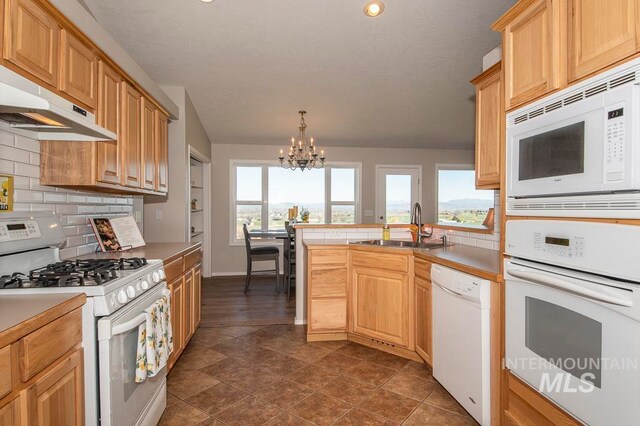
300, 207, 310, 223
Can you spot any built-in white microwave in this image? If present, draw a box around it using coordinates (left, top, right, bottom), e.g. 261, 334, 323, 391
506, 58, 640, 218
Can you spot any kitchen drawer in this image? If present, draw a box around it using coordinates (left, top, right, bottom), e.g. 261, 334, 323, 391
308, 298, 347, 332
18, 308, 82, 382
505, 372, 580, 426
0, 345, 12, 399
310, 249, 348, 266
310, 267, 347, 298
351, 251, 409, 273
414, 258, 431, 280
164, 257, 184, 283
184, 248, 202, 270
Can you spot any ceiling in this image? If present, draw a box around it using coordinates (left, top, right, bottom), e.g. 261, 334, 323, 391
83, 0, 515, 150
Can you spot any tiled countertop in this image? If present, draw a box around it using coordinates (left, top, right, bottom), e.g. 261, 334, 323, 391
304, 239, 501, 282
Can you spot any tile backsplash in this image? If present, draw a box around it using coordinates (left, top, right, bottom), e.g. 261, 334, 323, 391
0, 129, 142, 259
300, 192, 502, 251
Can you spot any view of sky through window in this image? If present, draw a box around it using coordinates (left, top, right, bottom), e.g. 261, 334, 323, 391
438, 169, 493, 226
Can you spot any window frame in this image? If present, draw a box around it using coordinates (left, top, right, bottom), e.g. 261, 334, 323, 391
230, 160, 362, 245
434, 163, 494, 231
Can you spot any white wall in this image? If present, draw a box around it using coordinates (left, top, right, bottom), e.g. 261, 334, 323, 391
0, 129, 141, 258
210, 143, 477, 274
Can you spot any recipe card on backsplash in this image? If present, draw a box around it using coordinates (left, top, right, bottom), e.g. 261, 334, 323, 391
90, 216, 145, 252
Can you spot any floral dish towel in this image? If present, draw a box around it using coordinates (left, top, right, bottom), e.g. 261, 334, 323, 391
135, 289, 173, 383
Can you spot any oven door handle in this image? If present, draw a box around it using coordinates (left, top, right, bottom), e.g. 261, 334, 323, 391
112, 313, 147, 336
507, 268, 633, 307
110, 289, 171, 337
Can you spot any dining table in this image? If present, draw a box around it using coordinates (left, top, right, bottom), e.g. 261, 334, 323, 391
248, 228, 291, 252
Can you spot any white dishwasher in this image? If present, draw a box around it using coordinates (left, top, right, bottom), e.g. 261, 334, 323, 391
431, 264, 492, 425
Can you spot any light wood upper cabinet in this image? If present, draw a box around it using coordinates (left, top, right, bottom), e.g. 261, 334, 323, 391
141, 97, 157, 191
121, 82, 142, 189
351, 266, 410, 347
497, 0, 564, 110
59, 29, 97, 109
568, 0, 640, 81
3, 0, 59, 87
155, 111, 169, 193
20, 348, 84, 426
471, 63, 502, 189
96, 61, 121, 185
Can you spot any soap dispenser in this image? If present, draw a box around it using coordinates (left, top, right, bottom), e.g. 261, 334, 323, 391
382, 224, 390, 241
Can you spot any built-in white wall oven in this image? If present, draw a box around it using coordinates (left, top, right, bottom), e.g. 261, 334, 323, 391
505, 220, 640, 425
506, 57, 640, 218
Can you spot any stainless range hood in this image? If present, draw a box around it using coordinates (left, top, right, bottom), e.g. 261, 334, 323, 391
0, 66, 116, 141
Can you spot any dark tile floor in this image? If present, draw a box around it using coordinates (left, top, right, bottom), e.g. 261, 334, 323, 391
160, 325, 478, 426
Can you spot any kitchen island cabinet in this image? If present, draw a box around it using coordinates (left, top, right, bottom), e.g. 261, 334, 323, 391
306, 247, 349, 338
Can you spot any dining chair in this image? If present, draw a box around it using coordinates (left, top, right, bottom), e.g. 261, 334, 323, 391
283, 225, 296, 301
243, 224, 280, 294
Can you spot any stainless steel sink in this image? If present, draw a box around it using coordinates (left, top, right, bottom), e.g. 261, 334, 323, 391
352, 239, 453, 250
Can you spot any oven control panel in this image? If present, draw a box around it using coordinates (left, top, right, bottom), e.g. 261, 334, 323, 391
506, 220, 640, 281
532, 232, 585, 258
0, 221, 41, 242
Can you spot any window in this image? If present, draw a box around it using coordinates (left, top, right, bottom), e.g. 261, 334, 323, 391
436, 165, 494, 227
231, 161, 360, 242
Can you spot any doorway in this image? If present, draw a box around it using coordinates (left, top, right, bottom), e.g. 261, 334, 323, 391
375, 165, 422, 224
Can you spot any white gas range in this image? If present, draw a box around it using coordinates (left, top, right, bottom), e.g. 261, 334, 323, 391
0, 212, 168, 426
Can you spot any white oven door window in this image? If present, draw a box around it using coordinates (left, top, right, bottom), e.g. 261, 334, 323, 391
506, 268, 640, 426
98, 285, 168, 426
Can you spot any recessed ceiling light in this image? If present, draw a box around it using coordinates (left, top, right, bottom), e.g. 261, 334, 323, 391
200, 0, 214, 3
364, 1, 385, 17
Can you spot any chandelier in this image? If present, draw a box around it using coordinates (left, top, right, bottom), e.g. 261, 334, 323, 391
278, 110, 326, 171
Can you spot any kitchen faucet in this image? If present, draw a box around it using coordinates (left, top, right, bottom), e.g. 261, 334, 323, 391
410, 202, 433, 242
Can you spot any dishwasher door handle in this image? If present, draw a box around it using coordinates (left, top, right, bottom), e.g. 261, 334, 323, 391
433, 281, 463, 298
507, 268, 633, 307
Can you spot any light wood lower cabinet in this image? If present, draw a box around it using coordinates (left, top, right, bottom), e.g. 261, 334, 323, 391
351, 265, 411, 348
193, 264, 202, 331
414, 275, 432, 365
166, 247, 202, 372
307, 247, 348, 337
504, 372, 580, 426
184, 269, 194, 343
21, 348, 84, 426
0, 300, 85, 426
168, 276, 184, 371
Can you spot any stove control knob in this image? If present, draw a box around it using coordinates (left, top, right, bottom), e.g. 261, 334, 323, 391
141, 280, 149, 290
126, 286, 136, 299
110, 294, 117, 307
117, 290, 128, 304
158, 269, 166, 280
152, 271, 160, 284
